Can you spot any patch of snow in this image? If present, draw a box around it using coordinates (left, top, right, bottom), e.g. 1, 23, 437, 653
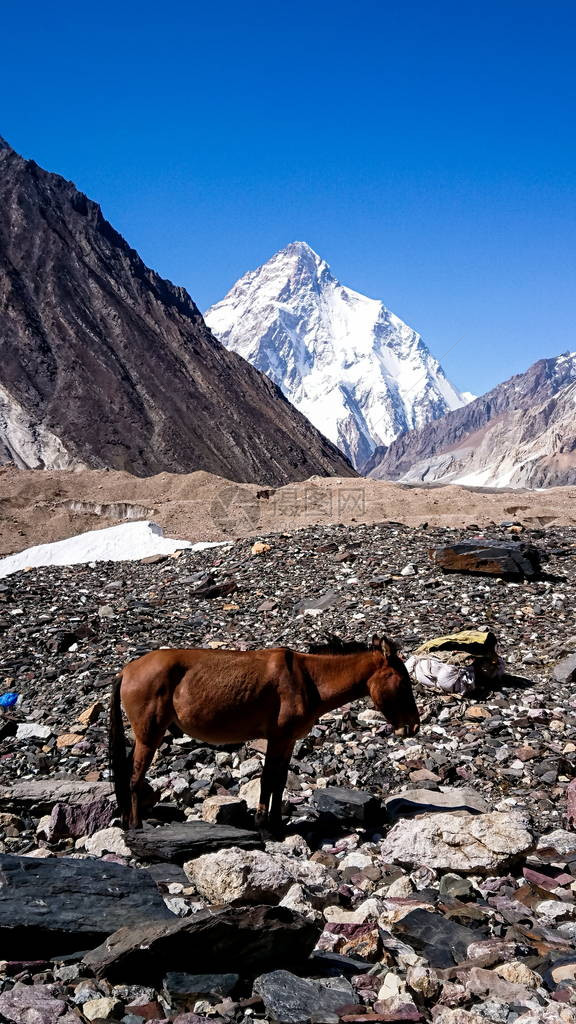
205, 241, 473, 468
0, 521, 226, 579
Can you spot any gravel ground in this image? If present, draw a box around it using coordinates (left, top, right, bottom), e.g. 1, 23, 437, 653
1, 517, 576, 1023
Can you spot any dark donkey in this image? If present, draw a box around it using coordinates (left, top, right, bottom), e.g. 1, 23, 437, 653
109, 634, 420, 833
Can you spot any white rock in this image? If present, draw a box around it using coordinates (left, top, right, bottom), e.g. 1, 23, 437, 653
83, 996, 123, 1021
534, 899, 576, 923
185, 847, 335, 904
265, 834, 311, 860
377, 972, 408, 1004
279, 883, 322, 921
536, 830, 576, 861
386, 874, 414, 897
238, 756, 262, 778
514, 1009, 576, 1024
324, 898, 382, 924
494, 962, 542, 989
338, 851, 374, 871
434, 1012, 487, 1024
16, 723, 52, 740
238, 778, 261, 809
357, 709, 386, 725
84, 826, 131, 858
36, 815, 52, 839
380, 811, 532, 874
406, 964, 440, 999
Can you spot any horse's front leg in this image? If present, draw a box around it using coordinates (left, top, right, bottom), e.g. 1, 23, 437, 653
255, 749, 273, 832
267, 736, 295, 838
255, 736, 295, 838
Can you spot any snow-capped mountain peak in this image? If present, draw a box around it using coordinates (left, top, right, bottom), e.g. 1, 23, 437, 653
205, 243, 472, 468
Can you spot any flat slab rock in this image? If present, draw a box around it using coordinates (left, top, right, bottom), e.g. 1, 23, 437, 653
0, 777, 112, 814
83, 904, 320, 983
385, 787, 489, 820
380, 810, 533, 874
0, 853, 173, 958
125, 821, 263, 863
430, 540, 542, 580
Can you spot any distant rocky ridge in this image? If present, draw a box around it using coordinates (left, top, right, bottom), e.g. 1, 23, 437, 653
0, 138, 353, 484
366, 352, 576, 488
205, 242, 471, 468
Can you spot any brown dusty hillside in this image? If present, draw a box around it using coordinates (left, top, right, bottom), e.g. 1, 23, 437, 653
2, 466, 576, 556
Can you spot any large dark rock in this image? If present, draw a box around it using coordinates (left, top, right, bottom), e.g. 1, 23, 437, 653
83, 905, 320, 983
164, 971, 239, 1011
0, 854, 173, 958
293, 591, 342, 615
392, 909, 487, 968
311, 786, 382, 825
125, 822, 263, 863
430, 540, 542, 580
253, 970, 356, 1024
191, 580, 238, 599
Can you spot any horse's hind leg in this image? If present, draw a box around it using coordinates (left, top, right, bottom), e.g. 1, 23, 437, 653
129, 739, 157, 828
128, 705, 174, 828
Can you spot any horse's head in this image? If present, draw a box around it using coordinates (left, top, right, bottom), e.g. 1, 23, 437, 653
366, 634, 420, 737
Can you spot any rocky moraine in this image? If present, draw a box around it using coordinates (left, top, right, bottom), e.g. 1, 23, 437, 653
1, 517, 576, 1024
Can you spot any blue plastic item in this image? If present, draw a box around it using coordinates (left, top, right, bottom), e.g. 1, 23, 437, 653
0, 692, 19, 709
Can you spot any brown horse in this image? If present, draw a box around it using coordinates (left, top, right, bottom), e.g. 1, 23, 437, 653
109, 634, 420, 833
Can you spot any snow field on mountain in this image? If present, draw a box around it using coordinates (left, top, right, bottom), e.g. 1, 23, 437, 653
206, 242, 471, 467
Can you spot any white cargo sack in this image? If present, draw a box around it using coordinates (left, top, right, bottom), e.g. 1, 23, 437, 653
406, 630, 504, 695
405, 654, 477, 695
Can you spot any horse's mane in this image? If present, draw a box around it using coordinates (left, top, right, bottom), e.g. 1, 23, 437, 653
307, 633, 397, 656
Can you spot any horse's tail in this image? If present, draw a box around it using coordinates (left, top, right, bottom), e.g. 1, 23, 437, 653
109, 672, 131, 827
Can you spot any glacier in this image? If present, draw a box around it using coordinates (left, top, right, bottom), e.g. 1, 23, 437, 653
205, 241, 471, 468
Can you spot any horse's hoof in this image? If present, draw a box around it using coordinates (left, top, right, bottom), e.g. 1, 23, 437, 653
260, 822, 286, 842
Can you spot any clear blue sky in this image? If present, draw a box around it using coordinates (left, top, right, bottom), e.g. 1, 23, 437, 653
3, 0, 576, 395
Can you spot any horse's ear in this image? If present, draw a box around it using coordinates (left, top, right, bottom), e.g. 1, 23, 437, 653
371, 634, 382, 651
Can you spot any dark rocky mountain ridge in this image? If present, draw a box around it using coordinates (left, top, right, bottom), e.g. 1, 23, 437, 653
0, 137, 354, 484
